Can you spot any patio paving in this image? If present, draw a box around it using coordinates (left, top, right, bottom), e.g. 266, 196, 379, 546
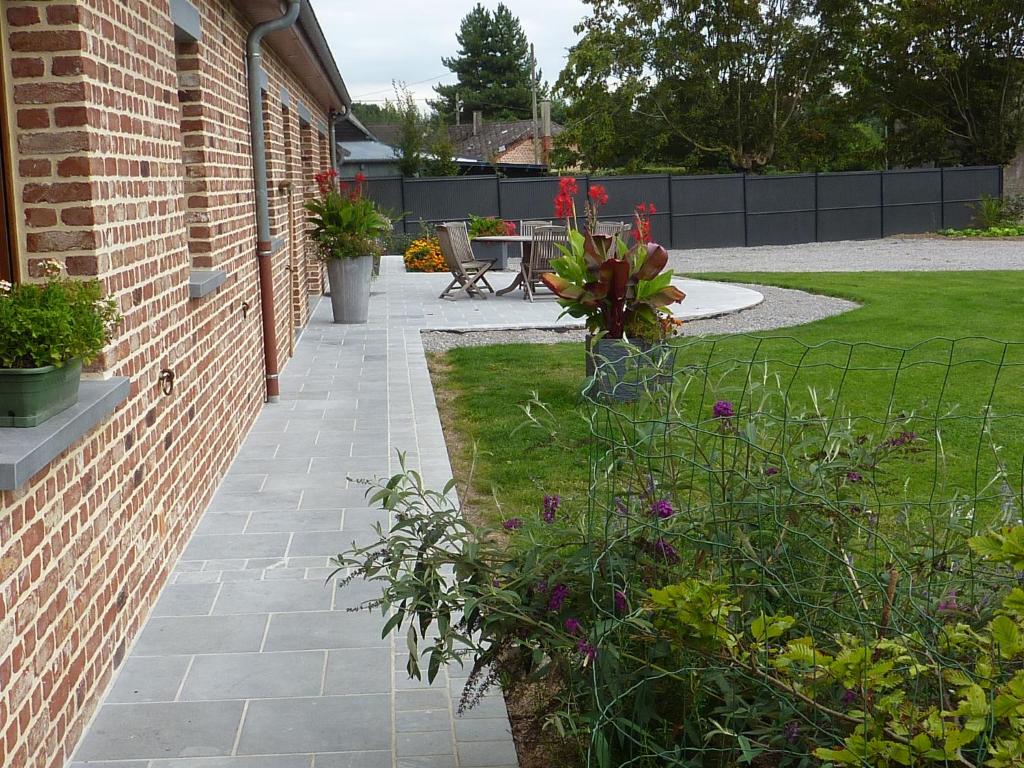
70, 258, 761, 767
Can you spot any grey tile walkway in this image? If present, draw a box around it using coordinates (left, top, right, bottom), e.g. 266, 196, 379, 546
71, 259, 760, 767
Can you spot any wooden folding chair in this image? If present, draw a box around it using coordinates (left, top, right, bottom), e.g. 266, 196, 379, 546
524, 225, 568, 302
436, 223, 495, 300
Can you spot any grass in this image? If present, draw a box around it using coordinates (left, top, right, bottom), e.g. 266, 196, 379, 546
430, 271, 1024, 522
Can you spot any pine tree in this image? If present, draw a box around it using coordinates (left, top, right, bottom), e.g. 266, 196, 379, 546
432, 3, 533, 124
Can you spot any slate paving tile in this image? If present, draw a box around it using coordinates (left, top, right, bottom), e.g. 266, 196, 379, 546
149, 757, 312, 768
396, 709, 452, 733
106, 656, 191, 703
263, 610, 387, 651
396, 731, 455, 757
182, 533, 290, 561
131, 614, 268, 656
194, 511, 250, 535
457, 740, 520, 767
244, 509, 343, 533
180, 651, 325, 700
323, 647, 390, 695
237, 695, 390, 754
208, 489, 301, 512
72, 701, 244, 760
212, 580, 332, 615
313, 752, 391, 768
151, 583, 220, 617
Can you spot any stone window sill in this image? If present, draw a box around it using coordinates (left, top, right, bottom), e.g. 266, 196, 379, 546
188, 269, 226, 299
0, 378, 130, 491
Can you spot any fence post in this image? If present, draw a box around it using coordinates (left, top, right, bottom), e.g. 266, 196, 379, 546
742, 172, 749, 247
399, 177, 408, 235
940, 167, 945, 230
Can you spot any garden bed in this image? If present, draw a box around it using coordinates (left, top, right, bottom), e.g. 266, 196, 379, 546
417, 271, 1024, 767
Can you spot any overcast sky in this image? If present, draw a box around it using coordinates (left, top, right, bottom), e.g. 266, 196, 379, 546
315, 1, 590, 109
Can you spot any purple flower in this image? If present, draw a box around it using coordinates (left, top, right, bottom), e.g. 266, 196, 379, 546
651, 538, 679, 564
543, 494, 560, 523
846, 471, 863, 483
886, 431, 919, 448
548, 583, 570, 612
576, 638, 597, 662
765, 466, 779, 476
841, 689, 857, 706
564, 617, 582, 635
614, 497, 628, 516
502, 518, 523, 530
613, 590, 627, 614
713, 400, 734, 419
937, 589, 959, 614
783, 721, 800, 744
651, 499, 675, 519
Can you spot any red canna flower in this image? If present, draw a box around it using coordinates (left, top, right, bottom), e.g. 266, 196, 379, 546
588, 184, 609, 207
558, 176, 579, 196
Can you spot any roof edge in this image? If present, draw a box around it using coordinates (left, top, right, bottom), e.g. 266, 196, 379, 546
297, 2, 350, 109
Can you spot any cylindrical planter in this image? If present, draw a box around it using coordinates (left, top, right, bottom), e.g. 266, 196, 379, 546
585, 337, 674, 402
326, 255, 373, 324
0, 359, 82, 427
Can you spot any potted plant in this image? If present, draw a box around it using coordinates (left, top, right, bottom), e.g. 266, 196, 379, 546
540, 226, 685, 400
306, 170, 391, 324
0, 261, 121, 427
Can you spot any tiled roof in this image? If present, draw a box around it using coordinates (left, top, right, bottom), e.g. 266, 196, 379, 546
365, 120, 563, 164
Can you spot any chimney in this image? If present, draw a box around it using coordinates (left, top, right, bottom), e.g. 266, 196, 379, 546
472, 110, 483, 137
540, 100, 553, 165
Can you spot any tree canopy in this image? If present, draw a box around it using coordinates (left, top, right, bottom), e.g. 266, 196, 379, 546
555, 0, 1024, 173
432, 3, 534, 123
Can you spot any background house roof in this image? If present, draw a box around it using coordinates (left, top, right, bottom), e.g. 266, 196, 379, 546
362, 120, 564, 163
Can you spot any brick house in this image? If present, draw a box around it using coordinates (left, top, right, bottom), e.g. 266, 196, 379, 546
0, 1, 351, 765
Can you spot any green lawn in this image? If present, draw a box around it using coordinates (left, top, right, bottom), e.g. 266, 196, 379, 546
431, 271, 1024, 522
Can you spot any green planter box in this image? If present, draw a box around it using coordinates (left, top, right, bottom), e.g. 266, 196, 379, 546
0, 359, 82, 428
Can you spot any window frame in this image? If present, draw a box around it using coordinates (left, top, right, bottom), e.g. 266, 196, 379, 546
0, 54, 17, 284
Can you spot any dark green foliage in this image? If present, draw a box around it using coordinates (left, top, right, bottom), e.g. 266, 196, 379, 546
423, 126, 460, 177
855, 0, 1024, 168
350, 101, 404, 126
432, 3, 534, 123
394, 83, 426, 178
0, 266, 120, 369
558, 0, 864, 173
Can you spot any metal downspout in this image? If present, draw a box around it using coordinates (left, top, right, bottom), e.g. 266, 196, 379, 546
247, 0, 301, 403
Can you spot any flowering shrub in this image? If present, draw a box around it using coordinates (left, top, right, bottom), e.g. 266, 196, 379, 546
306, 169, 390, 260
467, 214, 516, 238
404, 237, 447, 273
633, 202, 656, 243
0, 260, 120, 369
554, 176, 579, 220
540, 230, 685, 340
336, 358, 1024, 768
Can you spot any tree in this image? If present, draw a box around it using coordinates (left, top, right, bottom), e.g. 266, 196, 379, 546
423, 128, 460, 177
432, 3, 533, 123
350, 102, 403, 125
558, 0, 864, 172
855, 0, 1024, 167
393, 83, 426, 177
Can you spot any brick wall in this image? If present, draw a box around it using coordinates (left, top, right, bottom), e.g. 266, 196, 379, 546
0, 1, 333, 765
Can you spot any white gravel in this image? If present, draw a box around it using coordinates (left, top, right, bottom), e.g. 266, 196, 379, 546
422, 237, 1017, 354
672, 236, 1023, 273
421, 285, 857, 353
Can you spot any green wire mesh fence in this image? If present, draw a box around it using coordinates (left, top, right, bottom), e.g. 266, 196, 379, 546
580, 335, 1024, 768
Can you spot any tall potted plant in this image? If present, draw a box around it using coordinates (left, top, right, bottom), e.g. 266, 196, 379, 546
540, 225, 685, 399
0, 261, 121, 427
306, 170, 390, 324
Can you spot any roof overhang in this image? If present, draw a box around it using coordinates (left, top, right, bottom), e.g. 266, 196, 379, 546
232, 0, 350, 114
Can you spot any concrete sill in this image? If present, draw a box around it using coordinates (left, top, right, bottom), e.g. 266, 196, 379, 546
188, 269, 227, 299
0, 378, 131, 491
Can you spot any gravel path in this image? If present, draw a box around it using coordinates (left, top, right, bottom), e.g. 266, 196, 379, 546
671, 236, 1023, 273
420, 284, 858, 354
423, 237, 1018, 354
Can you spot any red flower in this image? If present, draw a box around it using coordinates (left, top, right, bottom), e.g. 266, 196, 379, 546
558, 176, 579, 196
503, 220, 517, 235
354, 171, 367, 184
554, 192, 574, 219
588, 184, 609, 207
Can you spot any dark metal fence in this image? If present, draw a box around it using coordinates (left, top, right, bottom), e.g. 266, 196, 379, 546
363, 166, 1002, 249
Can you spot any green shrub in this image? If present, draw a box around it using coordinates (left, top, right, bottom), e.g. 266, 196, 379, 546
337, 351, 1024, 767
0, 261, 121, 369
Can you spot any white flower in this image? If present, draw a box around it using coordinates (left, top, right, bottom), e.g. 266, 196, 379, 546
0, 279, 11, 294
42, 259, 63, 278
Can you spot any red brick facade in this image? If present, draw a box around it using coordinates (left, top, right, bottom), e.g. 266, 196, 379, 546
0, 2, 339, 765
